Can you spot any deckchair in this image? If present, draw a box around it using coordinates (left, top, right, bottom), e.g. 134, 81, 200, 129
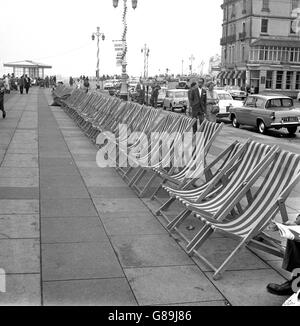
166, 141, 279, 242
129, 115, 196, 196
155, 140, 243, 219
149, 120, 224, 203
187, 149, 300, 280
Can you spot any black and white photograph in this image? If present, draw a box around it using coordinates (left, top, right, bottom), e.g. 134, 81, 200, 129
0, 0, 300, 310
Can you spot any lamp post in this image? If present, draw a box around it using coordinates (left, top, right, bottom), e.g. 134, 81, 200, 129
113, 0, 138, 101
92, 27, 105, 90
141, 44, 150, 79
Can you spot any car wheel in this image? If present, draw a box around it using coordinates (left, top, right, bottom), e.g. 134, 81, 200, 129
287, 126, 297, 135
258, 120, 267, 134
232, 115, 240, 128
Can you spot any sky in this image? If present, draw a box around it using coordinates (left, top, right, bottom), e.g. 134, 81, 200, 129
0, 0, 223, 78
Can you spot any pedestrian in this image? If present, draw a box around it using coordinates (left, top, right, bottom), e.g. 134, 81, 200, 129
18, 75, 25, 94
189, 78, 207, 133
45, 76, 50, 88
206, 81, 219, 122
0, 79, 7, 119
69, 76, 74, 87
24, 75, 31, 94
151, 84, 161, 108
84, 77, 90, 93
4, 74, 11, 94
188, 82, 197, 116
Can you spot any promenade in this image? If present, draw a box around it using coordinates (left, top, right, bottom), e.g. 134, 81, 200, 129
0, 88, 299, 306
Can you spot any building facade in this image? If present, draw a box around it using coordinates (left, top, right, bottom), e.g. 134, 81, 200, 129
219, 0, 300, 97
3, 60, 52, 79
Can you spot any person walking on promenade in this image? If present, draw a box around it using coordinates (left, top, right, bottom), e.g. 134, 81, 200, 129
206, 81, 219, 123
189, 78, 207, 133
84, 77, 90, 93
4, 74, 11, 94
69, 76, 74, 87
18, 75, 25, 94
0, 79, 7, 119
188, 82, 197, 116
24, 75, 31, 94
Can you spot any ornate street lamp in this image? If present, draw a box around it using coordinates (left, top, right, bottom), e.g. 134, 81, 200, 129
141, 44, 150, 79
113, 0, 138, 100
92, 26, 105, 90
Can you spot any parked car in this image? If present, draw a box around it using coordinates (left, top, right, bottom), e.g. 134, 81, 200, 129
229, 94, 300, 135
176, 81, 189, 90
157, 87, 167, 107
226, 86, 247, 100
215, 90, 244, 120
163, 89, 189, 113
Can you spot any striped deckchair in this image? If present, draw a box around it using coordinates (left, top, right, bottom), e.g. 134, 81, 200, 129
166, 141, 279, 242
129, 115, 196, 197
149, 120, 224, 203
187, 150, 300, 280
156, 140, 243, 219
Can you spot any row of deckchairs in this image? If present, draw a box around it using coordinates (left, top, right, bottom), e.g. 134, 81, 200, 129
53, 85, 300, 280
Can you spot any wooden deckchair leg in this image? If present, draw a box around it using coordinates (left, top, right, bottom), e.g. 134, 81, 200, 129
129, 168, 144, 187
139, 173, 157, 198
186, 225, 212, 253
150, 179, 166, 200
167, 209, 192, 231
156, 197, 176, 215
213, 238, 248, 280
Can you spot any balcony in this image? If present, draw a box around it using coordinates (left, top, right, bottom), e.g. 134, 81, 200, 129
220, 34, 237, 46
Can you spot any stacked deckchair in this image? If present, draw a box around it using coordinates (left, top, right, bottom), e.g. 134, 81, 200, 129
51, 84, 73, 106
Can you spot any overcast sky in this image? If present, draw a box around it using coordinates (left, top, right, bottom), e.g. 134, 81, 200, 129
0, 0, 223, 78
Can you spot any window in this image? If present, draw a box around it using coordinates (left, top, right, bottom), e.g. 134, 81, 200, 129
261, 19, 269, 33
266, 71, 273, 89
245, 96, 256, 107
255, 98, 265, 108
292, 0, 300, 10
242, 0, 247, 13
286, 71, 293, 89
231, 4, 236, 18
276, 71, 283, 89
262, 0, 270, 11
241, 45, 245, 61
282, 99, 293, 108
296, 72, 300, 89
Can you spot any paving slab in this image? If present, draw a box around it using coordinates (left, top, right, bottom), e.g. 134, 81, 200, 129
125, 266, 223, 306
2, 154, 39, 167
103, 216, 167, 236
110, 234, 195, 268
0, 187, 39, 200
0, 200, 39, 214
41, 217, 107, 243
0, 238, 40, 273
43, 278, 137, 306
0, 274, 41, 306
42, 242, 124, 281
0, 215, 39, 239
0, 177, 39, 188
41, 198, 98, 218
93, 198, 148, 214
205, 269, 287, 306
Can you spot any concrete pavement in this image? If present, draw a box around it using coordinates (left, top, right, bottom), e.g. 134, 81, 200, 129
0, 88, 299, 306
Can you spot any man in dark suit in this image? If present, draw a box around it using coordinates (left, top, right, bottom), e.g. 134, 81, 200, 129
189, 78, 207, 133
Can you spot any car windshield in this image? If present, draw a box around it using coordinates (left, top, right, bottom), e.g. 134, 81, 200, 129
174, 92, 187, 98
218, 94, 232, 100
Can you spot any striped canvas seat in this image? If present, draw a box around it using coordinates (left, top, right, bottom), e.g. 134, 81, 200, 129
166, 141, 279, 242
155, 141, 243, 222
149, 120, 224, 203
186, 150, 300, 280
129, 115, 196, 197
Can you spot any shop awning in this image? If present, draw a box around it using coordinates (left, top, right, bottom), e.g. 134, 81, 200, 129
251, 39, 300, 48
217, 71, 226, 79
